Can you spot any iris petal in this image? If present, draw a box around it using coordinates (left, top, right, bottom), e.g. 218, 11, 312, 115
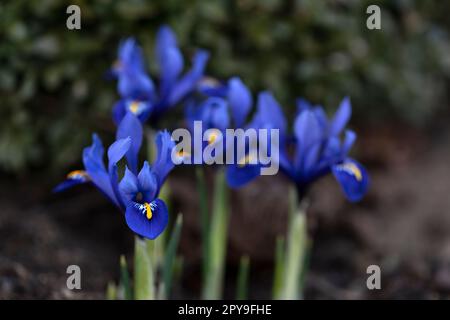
342, 130, 356, 156
112, 100, 127, 125
152, 130, 175, 184
119, 166, 139, 204
226, 163, 261, 189
125, 199, 169, 240
228, 77, 252, 127
255, 91, 287, 135
53, 176, 88, 193
332, 159, 369, 202
117, 113, 143, 174
160, 47, 184, 97
83, 134, 119, 207
330, 97, 351, 136
137, 161, 158, 202
107, 137, 132, 170
168, 50, 210, 106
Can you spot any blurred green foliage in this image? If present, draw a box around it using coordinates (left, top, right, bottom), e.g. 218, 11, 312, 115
0, 0, 449, 173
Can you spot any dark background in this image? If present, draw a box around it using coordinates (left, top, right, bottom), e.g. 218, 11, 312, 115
0, 0, 449, 299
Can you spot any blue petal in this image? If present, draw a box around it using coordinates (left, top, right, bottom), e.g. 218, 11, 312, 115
209, 97, 230, 131
332, 159, 369, 202
156, 25, 178, 59
112, 100, 127, 125
137, 161, 158, 202
107, 137, 132, 171
160, 46, 184, 96
118, 70, 155, 100
330, 97, 351, 136
119, 38, 145, 72
119, 166, 139, 204
152, 130, 175, 185
254, 91, 287, 135
341, 130, 356, 156
226, 163, 261, 189
197, 77, 228, 97
53, 171, 89, 193
125, 199, 169, 240
294, 109, 322, 153
116, 113, 143, 174
82, 134, 119, 207
228, 77, 252, 127
168, 50, 210, 106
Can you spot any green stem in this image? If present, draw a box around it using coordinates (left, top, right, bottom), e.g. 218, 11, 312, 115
134, 236, 154, 300
272, 236, 285, 299
236, 255, 250, 300
202, 169, 229, 299
119, 255, 132, 300
196, 166, 210, 285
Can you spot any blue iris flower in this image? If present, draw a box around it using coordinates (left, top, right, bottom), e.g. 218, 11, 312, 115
227, 92, 369, 202
184, 77, 252, 162
111, 25, 210, 125
54, 113, 175, 239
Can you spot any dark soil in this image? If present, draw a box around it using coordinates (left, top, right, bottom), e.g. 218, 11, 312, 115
1, 125, 450, 299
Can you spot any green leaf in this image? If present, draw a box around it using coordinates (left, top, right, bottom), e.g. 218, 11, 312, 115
163, 213, 183, 298
280, 209, 307, 300
196, 166, 210, 284
106, 281, 117, 300
272, 236, 285, 299
236, 255, 250, 300
134, 237, 154, 300
202, 169, 229, 299
119, 255, 132, 300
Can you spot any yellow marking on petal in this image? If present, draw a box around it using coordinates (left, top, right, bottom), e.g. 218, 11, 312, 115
177, 150, 190, 158
199, 76, 221, 87
67, 170, 88, 179
237, 154, 255, 168
207, 130, 220, 145
144, 202, 153, 220
340, 162, 362, 181
129, 101, 140, 114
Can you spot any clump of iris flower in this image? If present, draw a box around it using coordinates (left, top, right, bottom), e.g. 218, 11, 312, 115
55, 113, 175, 239
227, 92, 369, 202
110, 25, 210, 125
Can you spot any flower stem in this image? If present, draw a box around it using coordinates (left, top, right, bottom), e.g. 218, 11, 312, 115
236, 255, 250, 300
202, 169, 229, 299
196, 166, 210, 285
134, 236, 154, 300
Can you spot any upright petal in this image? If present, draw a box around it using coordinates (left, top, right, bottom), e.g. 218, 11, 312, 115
117, 113, 143, 174
82, 134, 119, 207
152, 130, 175, 185
137, 161, 158, 202
254, 91, 287, 135
155, 25, 178, 60
330, 97, 351, 136
168, 50, 210, 106
159, 47, 184, 98
332, 159, 369, 202
341, 130, 357, 156
118, 70, 155, 100
119, 166, 139, 204
107, 137, 132, 209
125, 199, 169, 240
107, 137, 132, 171
228, 77, 252, 127
294, 109, 322, 151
